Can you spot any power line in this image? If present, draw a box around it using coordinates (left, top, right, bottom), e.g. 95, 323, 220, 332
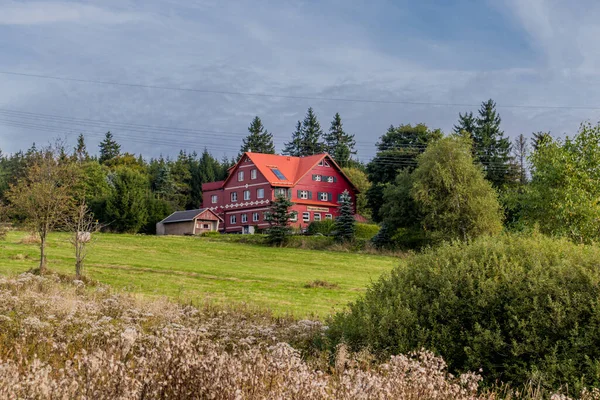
3, 70, 600, 110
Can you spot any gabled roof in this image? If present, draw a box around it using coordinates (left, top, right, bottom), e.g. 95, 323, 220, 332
202, 181, 224, 192
220, 152, 359, 191
160, 208, 223, 224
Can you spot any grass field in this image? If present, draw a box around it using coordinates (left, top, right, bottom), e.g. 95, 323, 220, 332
0, 231, 398, 317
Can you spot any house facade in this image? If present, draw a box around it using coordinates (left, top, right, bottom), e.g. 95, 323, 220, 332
156, 208, 222, 235
201, 152, 358, 233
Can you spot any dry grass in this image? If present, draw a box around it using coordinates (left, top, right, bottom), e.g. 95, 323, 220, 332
19, 231, 40, 244
0, 272, 505, 399
304, 280, 340, 289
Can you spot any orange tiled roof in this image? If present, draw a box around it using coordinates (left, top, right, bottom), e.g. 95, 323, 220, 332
243, 153, 325, 187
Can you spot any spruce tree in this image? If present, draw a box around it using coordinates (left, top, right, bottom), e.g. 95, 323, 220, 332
266, 195, 294, 246
73, 134, 89, 162
99, 131, 121, 164
282, 121, 303, 157
300, 107, 324, 155
473, 99, 511, 188
239, 116, 275, 157
334, 190, 355, 242
324, 112, 356, 167
532, 131, 552, 151
453, 111, 476, 136
154, 163, 175, 199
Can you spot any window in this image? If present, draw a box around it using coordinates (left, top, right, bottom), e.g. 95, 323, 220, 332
231, 192, 238, 202
264, 212, 271, 221
238, 170, 244, 181
325, 214, 333, 220
253, 212, 260, 222
257, 188, 264, 199
271, 168, 287, 180
319, 192, 329, 201
324, 160, 330, 167
312, 174, 321, 181
230, 215, 237, 224
251, 169, 257, 179
211, 195, 218, 204
302, 212, 310, 222
244, 190, 251, 200
298, 190, 310, 200
203, 224, 210, 229
241, 214, 248, 223
290, 211, 298, 222
314, 213, 321, 222
274, 188, 286, 198
337, 193, 342, 203
318, 160, 324, 166
326, 176, 334, 183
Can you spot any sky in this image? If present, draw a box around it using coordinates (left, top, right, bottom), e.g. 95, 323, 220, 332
2, 0, 600, 162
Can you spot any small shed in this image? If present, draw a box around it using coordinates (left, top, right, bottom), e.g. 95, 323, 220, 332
156, 208, 222, 236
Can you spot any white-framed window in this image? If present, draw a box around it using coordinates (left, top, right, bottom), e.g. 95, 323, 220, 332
290, 211, 298, 222
244, 190, 251, 200
326, 176, 334, 183
251, 169, 257, 179
274, 188, 287, 198
264, 212, 271, 221
211, 195, 218, 204
238, 170, 244, 181
314, 213, 321, 222
318, 160, 324, 166
231, 192, 238, 202
230, 215, 237, 224
299, 190, 309, 200
257, 188, 265, 199
253, 212, 260, 222
324, 160, 330, 167
302, 212, 310, 222
319, 192, 329, 201
312, 174, 321, 181
325, 214, 333, 220
241, 214, 248, 223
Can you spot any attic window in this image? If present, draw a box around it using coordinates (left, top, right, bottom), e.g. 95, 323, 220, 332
324, 160, 330, 167
271, 168, 287, 181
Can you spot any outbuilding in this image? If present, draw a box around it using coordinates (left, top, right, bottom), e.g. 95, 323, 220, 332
156, 208, 222, 236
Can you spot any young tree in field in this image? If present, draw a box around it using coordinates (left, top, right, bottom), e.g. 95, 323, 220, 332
411, 135, 503, 242
324, 113, 356, 167
334, 190, 355, 242
282, 121, 303, 157
265, 195, 294, 246
99, 131, 121, 164
6, 150, 78, 271
239, 116, 275, 157
67, 200, 100, 279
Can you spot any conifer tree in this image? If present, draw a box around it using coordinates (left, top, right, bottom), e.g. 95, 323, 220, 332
473, 99, 511, 187
300, 107, 324, 155
154, 163, 175, 199
73, 134, 89, 163
532, 131, 552, 151
453, 111, 476, 136
98, 131, 121, 164
324, 113, 356, 167
282, 121, 303, 157
239, 116, 275, 157
266, 195, 294, 246
512, 134, 528, 185
334, 190, 355, 242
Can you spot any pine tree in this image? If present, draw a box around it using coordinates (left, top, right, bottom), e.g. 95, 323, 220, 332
99, 131, 121, 164
334, 190, 355, 242
453, 111, 476, 136
532, 131, 552, 151
282, 121, 303, 157
300, 107, 324, 155
473, 99, 512, 188
266, 195, 294, 246
239, 116, 275, 157
73, 134, 89, 163
154, 163, 175, 199
324, 113, 356, 167
512, 134, 528, 185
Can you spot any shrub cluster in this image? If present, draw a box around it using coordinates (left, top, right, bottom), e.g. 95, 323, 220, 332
328, 233, 600, 394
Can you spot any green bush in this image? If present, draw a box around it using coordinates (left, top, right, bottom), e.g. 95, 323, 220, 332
328, 233, 600, 393
200, 231, 221, 237
307, 219, 336, 236
354, 223, 380, 240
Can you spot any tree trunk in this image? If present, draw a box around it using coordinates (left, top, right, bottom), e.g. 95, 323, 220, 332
39, 234, 46, 273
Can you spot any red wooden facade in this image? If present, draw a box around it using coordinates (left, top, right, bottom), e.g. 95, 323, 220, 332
201, 152, 358, 233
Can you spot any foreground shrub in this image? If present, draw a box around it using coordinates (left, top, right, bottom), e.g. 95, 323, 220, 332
307, 219, 336, 236
354, 223, 380, 240
0, 273, 489, 399
328, 233, 600, 394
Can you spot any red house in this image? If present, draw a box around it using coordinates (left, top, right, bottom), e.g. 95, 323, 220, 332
201, 152, 359, 233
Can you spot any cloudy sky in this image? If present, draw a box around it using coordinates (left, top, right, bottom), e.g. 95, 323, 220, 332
1, 0, 600, 161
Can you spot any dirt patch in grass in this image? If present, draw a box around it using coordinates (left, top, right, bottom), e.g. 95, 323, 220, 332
304, 280, 339, 289
9, 253, 31, 261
